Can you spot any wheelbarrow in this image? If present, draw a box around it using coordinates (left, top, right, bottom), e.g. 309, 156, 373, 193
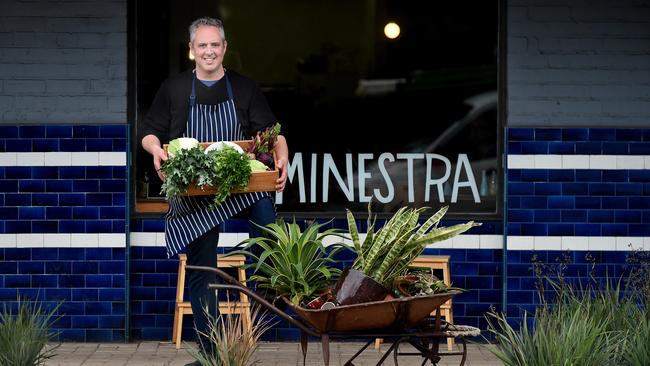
187, 265, 476, 366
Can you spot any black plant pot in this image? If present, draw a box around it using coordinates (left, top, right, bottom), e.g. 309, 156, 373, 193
334, 268, 388, 305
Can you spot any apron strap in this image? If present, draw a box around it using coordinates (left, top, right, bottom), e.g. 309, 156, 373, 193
188, 70, 197, 123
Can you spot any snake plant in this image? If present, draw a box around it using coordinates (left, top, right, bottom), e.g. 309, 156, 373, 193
347, 204, 478, 289
229, 220, 346, 305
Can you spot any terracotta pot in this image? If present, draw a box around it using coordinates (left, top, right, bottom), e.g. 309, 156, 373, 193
334, 268, 388, 305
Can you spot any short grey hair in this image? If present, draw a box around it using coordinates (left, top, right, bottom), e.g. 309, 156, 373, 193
189, 17, 226, 43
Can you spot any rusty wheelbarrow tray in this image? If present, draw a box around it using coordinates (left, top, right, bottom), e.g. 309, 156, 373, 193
187, 265, 470, 366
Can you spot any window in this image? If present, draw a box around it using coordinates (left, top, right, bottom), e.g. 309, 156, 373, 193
132, 0, 502, 218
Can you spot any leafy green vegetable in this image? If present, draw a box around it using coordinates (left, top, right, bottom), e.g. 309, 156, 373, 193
248, 159, 268, 171
167, 137, 199, 158
160, 145, 251, 209
209, 146, 251, 208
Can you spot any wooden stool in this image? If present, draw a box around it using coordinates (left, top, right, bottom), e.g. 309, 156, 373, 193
172, 253, 251, 349
375, 255, 455, 351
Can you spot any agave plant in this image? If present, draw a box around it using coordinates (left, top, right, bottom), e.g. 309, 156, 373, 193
230, 220, 346, 305
347, 204, 478, 289
0, 298, 60, 366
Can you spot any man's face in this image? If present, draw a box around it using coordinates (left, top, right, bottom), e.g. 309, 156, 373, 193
189, 25, 227, 75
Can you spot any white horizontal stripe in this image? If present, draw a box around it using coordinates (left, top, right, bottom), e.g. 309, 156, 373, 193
0, 232, 643, 252
508, 155, 650, 170
0, 152, 126, 166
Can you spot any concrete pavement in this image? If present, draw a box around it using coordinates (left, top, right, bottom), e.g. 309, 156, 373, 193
44, 341, 504, 365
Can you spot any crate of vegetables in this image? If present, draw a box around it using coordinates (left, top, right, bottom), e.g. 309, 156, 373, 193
160, 124, 280, 208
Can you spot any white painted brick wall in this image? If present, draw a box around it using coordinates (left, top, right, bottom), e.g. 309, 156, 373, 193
508, 0, 650, 127
0, 0, 127, 124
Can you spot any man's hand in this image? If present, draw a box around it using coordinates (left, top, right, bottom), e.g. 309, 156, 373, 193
275, 157, 288, 192
153, 146, 168, 181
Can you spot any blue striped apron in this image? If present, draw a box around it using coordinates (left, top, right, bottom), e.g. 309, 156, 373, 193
164, 71, 269, 258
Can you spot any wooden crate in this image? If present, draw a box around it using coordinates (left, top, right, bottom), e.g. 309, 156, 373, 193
162, 140, 278, 195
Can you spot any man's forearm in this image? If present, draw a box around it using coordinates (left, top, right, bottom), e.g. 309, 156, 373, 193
275, 135, 288, 162
142, 134, 162, 155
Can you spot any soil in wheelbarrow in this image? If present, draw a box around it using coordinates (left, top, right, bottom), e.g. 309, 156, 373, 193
284, 290, 460, 333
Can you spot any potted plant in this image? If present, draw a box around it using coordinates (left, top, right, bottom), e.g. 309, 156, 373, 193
335, 204, 478, 305
229, 220, 346, 306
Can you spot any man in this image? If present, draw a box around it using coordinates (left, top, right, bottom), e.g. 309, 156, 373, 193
139, 17, 288, 363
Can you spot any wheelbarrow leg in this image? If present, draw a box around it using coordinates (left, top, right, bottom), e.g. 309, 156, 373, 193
300, 332, 308, 366
321, 334, 330, 366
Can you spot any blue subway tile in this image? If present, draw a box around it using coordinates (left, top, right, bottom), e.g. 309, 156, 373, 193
645, 183, 650, 195
589, 210, 614, 223
58, 220, 85, 233
509, 209, 534, 223
589, 128, 616, 141
0, 167, 4, 179
535, 210, 561, 223
58, 249, 84, 260
508, 169, 521, 181
0, 126, 18, 138
644, 129, 650, 142
32, 194, 58, 206
0, 180, 18, 192
86, 193, 112, 206
46, 207, 72, 220
85, 221, 112, 233
590, 183, 615, 196
0, 289, 18, 300
507, 223, 521, 235
32, 139, 59, 152
575, 197, 600, 209
112, 220, 125, 233
6, 167, 30, 179
85, 139, 113, 151
603, 170, 628, 182
562, 128, 588, 141
18, 207, 45, 220
112, 167, 125, 179
5, 194, 30, 206
547, 223, 574, 235
59, 167, 85, 179
575, 142, 601, 154
615, 129, 642, 141
32, 167, 59, 179
521, 196, 547, 209
99, 316, 124, 329
73, 207, 99, 220
616, 183, 643, 196
46, 126, 73, 138
85, 302, 112, 315
508, 128, 534, 141
575, 170, 601, 182
19, 126, 46, 138
100, 207, 124, 219
521, 223, 547, 235
629, 197, 650, 209
71, 315, 99, 329
73, 126, 99, 138
615, 210, 642, 223
629, 170, 650, 183
112, 248, 125, 261
72, 262, 98, 274
602, 224, 627, 236
100, 125, 127, 138
99, 289, 124, 301
6, 140, 31, 152
629, 224, 650, 236
59, 194, 85, 206
59, 275, 85, 288
18, 180, 45, 192
100, 180, 125, 192
57, 329, 85, 342
535, 128, 562, 141
72, 289, 98, 301
508, 182, 534, 195
645, 210, 650, 224
113, 139, 127, 152
507, 142, 522, 154
562, 210, 587, 223
521, 169, 548, 182
5, 220, 30, 233
535, 183, 562, 195
562, 183, 589, 195
548, 170, 574, 182
602, 197, 627, 209
86, 275, 112, 287
602, 142, 628, 154
73, 180, 99, 193
46, 180, 72, 193
59, 139, 85, 151
86, 167, 112, 179
548, 196, 574, 209
548, 142, 574, 154
99, 261, 124, 274
0, 207, 18, 220
18, 262, 44, 274
32, 221, 58, 233
521, 141, 548, 154
630, 142, 650, 154
113, 193, 125, 206
0, 140, 5, 153
4, 275, 30, 287
31, 275, 58, 287
575, 223, 601, 236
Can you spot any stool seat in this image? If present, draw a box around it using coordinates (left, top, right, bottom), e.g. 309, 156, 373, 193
172, 253, 250, 349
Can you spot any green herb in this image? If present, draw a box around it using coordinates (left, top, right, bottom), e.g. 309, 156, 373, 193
208, 146, 251, 208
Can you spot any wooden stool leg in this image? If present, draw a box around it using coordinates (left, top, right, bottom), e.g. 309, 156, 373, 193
174, 306, 183, 349
446, 308, 454, 351
374, 338, 383, 350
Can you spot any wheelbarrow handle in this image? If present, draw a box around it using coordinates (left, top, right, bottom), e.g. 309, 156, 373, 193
185, 265, 319, 337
